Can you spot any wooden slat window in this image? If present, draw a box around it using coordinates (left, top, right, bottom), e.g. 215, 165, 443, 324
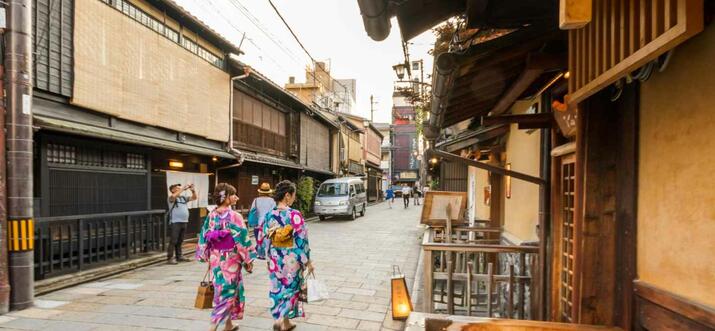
568, 0, 703, 105
559, 156, 576, 322
233, 90, 288, 156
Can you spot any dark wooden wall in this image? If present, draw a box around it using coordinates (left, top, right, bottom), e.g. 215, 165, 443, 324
576, 84, 638, 329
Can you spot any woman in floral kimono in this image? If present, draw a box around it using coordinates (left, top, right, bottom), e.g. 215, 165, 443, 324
259, 180, 313, 331
197, 183, 256, 331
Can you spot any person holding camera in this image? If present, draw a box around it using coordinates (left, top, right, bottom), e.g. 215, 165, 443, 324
167, 183, 197, 264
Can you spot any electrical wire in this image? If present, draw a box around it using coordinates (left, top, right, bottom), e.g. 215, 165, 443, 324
227, 0, 303, 65
202, 2, 293, 77
266, 0, 350, 97
229, 0, 351, 110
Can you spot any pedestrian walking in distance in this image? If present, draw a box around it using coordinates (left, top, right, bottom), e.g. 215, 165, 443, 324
414, 186, 422, 206
167, 183, 197, 264
402, 184, 411, 209
257, 180, 313, 331
385, 187, 395, 209
196, 183, 256, 331
248, 182, 276, 259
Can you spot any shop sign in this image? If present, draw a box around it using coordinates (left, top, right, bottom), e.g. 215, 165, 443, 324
251, 175, 259, 185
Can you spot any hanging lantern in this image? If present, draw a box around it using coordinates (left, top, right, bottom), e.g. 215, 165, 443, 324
390, 265, 413, 320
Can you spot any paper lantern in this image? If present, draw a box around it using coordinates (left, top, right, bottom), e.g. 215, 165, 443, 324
391, 265, 413, 320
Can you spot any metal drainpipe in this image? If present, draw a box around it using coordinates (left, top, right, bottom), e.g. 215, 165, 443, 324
357, 0, 391, 41
5, 0, 34, 310
217, 70, 250, 186
424, 52, 458, 142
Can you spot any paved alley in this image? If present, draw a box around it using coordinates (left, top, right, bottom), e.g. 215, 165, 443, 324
0, 202, 424, 331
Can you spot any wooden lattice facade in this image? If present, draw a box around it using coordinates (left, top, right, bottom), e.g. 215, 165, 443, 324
568, 0, 704, 105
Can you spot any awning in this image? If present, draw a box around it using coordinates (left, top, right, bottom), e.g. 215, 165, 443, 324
437, 27, 563, 127
435, 125, 509, 153
303, 167, 335, 176
241, 152, 303, 170
34, 115, 235, 159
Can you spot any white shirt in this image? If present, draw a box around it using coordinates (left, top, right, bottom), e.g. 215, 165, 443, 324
401, 187, 411, 195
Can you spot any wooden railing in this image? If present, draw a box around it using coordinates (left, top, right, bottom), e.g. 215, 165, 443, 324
34, 210, 167, 280
422, 225, 539, 320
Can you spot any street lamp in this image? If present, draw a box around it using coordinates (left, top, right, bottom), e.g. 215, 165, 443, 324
392, 63, 407, 80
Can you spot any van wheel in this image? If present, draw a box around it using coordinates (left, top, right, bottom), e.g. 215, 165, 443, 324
349, 208, 357, 220
360, 204, 366, 217
319, 215, 326, 221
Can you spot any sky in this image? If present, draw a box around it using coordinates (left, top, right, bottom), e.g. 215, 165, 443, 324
173, 0, 436, 124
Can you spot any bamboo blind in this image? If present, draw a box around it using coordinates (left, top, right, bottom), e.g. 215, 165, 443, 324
568, 0, 703, 105
73, 0, 231, 142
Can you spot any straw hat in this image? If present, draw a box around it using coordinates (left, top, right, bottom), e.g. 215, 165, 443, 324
257, 182, 274, 194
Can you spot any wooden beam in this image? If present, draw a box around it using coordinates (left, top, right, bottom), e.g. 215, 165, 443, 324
428, 149, 546, 186
482, 113, 554, 129
489, 53, 566, 117
635, 281, 715, 329
560, 0, 593, 29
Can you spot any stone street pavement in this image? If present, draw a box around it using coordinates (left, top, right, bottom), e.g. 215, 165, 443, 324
0, 202, 424, 331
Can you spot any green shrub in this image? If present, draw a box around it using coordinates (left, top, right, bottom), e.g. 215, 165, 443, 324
296, 176, 315, 215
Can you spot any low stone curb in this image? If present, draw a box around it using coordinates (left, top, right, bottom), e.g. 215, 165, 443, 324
34, 244, 197, 296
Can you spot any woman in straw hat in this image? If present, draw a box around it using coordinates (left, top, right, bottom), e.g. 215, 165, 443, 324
248, 182, 276, 259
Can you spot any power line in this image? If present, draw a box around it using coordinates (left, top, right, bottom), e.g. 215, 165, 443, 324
226, 0, 304, 65
203, 2, 345, 111
266, 0, 351, 110
201, 2, 293, 77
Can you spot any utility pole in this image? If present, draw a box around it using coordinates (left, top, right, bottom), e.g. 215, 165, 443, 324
0, 36, 9, 314
370, 95, 378, 123
5, 0, 34, 310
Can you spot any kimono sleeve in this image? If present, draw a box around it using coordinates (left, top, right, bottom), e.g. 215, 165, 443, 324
229, 211, 257, 264
195, 214, 211, 262
289, 209, 311, 263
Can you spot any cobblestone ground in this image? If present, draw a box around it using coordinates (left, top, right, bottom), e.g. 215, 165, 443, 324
0, 202, 424, 331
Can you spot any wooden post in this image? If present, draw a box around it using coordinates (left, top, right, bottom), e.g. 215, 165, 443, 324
487, 262, 494, 317
508, 264, 515, 318
519, 252, 526, 319
422, 248, 434, 313
467, 261, 473, 316
445, 203, 454, 315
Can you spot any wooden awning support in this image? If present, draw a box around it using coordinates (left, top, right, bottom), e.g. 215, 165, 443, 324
427, 149, 546, 186
482, 113, 553, 129
489, 52, 566, 117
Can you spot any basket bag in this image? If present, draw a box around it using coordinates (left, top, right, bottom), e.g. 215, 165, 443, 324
195, 266, 214, 309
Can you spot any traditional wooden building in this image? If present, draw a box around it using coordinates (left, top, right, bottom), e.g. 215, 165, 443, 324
340, 113, 385, 202
222, 63, 338, 209
30, 0, 243, 280
357, 0, 714, 330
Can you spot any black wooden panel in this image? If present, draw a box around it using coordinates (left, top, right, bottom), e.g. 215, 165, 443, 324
49, 169, 147, 216
441, 161, 468, 192
34, 0, 74, 96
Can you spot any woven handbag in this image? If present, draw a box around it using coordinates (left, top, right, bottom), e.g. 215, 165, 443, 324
194, 266, 214, 309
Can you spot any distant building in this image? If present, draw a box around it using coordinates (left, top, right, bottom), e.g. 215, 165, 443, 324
285, 61, 356, 114
373, 122, 393, 193
391, 89, 420, 186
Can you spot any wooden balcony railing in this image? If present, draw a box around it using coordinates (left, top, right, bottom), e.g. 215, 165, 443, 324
422, 225, 540, 320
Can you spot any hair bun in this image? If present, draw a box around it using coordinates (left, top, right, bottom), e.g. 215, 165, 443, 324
273, 180, 296, 203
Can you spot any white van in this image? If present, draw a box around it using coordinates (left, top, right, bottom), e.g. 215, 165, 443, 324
314, 177, 367, 220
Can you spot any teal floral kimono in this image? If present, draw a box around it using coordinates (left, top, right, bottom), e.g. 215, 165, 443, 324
257, 207, 310, 320
196, 208, 256, 324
